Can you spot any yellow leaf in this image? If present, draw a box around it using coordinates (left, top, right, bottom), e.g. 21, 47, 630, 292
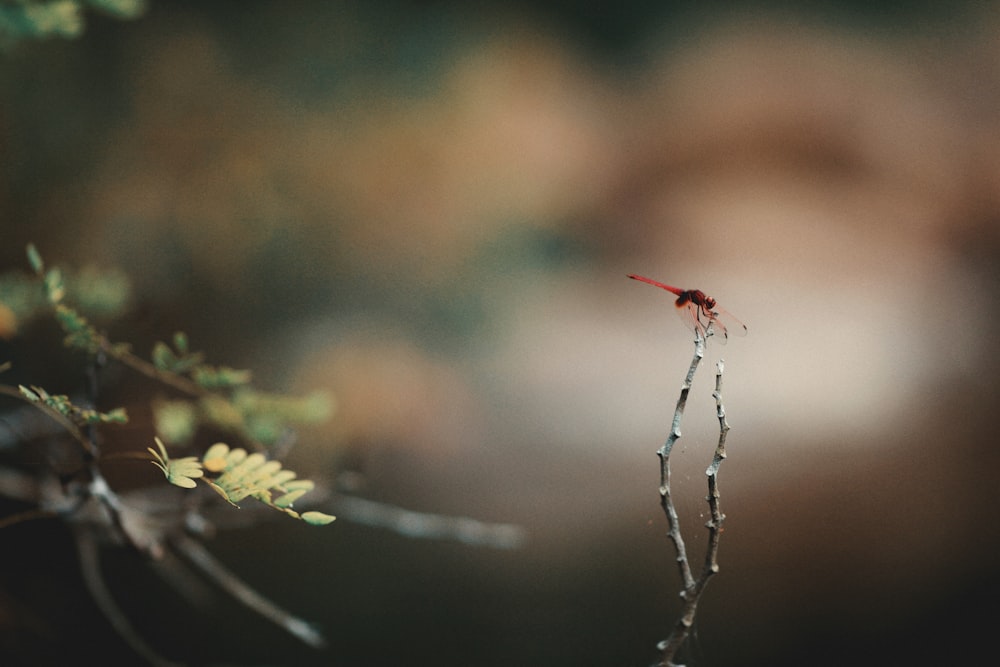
171, 475, 199, 489
225, 447, 248, 466
202, 442, 231, 472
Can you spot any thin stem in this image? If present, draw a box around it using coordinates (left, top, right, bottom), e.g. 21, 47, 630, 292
103, 342, 273, 453
703, 360, 729, 580
0, 384, 95, 457
333, 493, 527, 549
103, 343, 208, 398
169, 533, 327, 649
83, 348, 106, 457
657, 331, 705, 597
75, 527, 183, 667
0, 508, 57, 529
656, 341, 732, 667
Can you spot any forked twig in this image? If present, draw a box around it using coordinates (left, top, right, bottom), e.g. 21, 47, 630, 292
654, 333, 731, 667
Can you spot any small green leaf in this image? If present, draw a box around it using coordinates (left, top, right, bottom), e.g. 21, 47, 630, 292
152, 336, 203, 373
148, 438, 169, 474
273, 489, 308, 508
54, 305, 100, 352
18, 385, 40, 402
281, 479, 315, 493
301, 511, 336, 526
82, 406, 129, 425
172, 331, 188, 354
169, 470, 200, 489
202, 442, 231, 472
151, 341, 174, 370
44, 268, 65, 304
204, 478, 240, 507
148, 449, 168, 475
270, 470, 297, 487
149, 437, 204, 489
247, 460, 283, 485
224, 447, 248, 467
26, 244, 44, 275
192, 365, 252, 389
227, 452, 267, 480
103, 407, 129, 423
223, 484, 256, 504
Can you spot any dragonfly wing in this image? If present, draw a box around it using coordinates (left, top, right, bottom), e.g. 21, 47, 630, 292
712, 307, 747, 341
707, 318, 729, 344
677, 302, 746, 344
674, 301, 710, 339
704, 310, 729, 344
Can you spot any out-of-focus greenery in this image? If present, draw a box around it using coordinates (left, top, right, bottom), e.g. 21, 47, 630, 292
0, 0, 145, 47
0, 263, 130, 339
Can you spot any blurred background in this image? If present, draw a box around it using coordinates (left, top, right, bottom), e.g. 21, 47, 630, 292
2, 1, 1000, 665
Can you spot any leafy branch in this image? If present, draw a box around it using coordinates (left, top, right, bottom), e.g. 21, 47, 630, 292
1, 244, 338, 661
25, 244, 334, 452
19, 383, 128, 425
0, 381, 93, 455
150, 438, 335, 525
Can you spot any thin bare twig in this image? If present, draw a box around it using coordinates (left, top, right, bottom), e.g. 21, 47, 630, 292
169, 533, 327, 649
333, 494, 527, 549
655, 333, 731, 667
704, 359, 729, 579
0, 507, 57, 529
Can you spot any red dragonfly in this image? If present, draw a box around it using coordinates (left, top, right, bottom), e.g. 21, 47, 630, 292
628, 274, 747, 343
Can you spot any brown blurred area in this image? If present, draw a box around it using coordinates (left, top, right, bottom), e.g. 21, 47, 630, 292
2, 2, 999, 665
